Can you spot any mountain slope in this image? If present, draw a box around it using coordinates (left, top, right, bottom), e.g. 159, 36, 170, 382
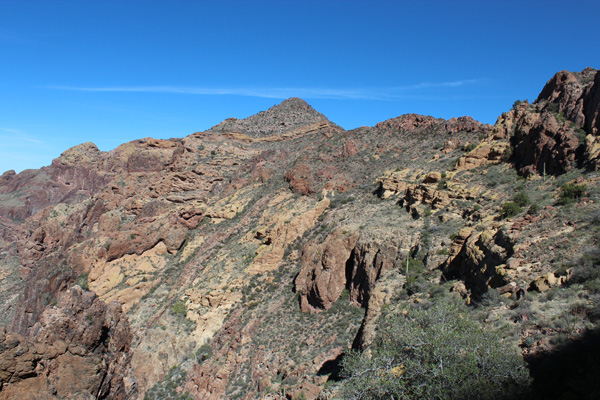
0, 68, 599, 399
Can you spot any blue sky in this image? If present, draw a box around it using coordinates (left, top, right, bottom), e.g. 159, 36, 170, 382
1, 0, 599, 173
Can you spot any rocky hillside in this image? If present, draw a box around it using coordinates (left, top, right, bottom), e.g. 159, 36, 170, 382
0, 68, 599, 399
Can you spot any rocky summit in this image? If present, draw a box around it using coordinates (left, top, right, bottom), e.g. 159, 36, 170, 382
0, 68, 600, 399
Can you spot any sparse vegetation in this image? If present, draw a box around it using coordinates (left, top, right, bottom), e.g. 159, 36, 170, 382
501, 201, 522, 219
340, 301, 531, 399
558, 182, 587, 205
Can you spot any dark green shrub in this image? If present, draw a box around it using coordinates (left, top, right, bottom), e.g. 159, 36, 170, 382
502, 146, 513, 161
513, 191, 530, 207
575, 128, 587, 144
501, 202, 522, 219
76, 273, 89, 291
512, 99, 523, 110
340, 301, 531, 399
170, 300, 187, 317
547, 102, 560, 114
527, 203, 540, 215
195, 343, 213, 362
558, 183, 586, 205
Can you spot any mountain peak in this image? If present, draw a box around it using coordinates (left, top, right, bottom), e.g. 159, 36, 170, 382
208, 97, 330, 137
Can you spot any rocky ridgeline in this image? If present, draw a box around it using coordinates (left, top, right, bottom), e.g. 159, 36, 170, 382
0, 68, 599, 399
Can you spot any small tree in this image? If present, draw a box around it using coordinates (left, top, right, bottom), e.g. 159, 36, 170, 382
340, 301, 530, 399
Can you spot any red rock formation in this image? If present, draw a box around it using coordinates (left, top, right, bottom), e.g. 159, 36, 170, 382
0, 286, 133, 399
346, 239, 403, 306
509, 68, 600, 175
295, 232, 359, 312
375, 113, 491, 135
513, 111, 580, 176
285, 163, 317, 195
536, 67, 600, 134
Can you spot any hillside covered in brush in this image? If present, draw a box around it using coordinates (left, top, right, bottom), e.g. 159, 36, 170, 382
0, 68, 599, 399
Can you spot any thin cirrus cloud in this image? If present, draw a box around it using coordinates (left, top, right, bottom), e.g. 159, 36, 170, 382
0, 128, 44, 145
47, 79, 486, 101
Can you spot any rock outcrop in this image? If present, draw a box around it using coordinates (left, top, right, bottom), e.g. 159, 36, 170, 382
375, 113, 492, 136
296, 231, 360, 312
443, 228, 515, 299
0, 286, 133, 399
500, 68, 600, 175
536, 67, 600, 134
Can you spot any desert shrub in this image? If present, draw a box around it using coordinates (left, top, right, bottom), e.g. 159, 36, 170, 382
171, 300, 188, 317
76, 272, 89, 291
512, 99, 523, 110
464, 143, 477, 152
340, 301, 531, 399
558, 183, 586, 205
502, 146, 513, 161
547, 102, 560, 114
513, 191, 530, 207
501, 202, 522, 219
436, 248, 449, 256
195, 343, 213, 362
567, 246, 600, 293
527, 203, 540, 215
403, 256, 424, 277
575, 128, 587, 144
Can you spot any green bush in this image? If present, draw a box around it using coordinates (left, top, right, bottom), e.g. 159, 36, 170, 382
513, 191, 530, 207
76, 272, 89, 291
195, 343, 213, 362
547, 102, 560, 114
464, 143, 477, 152
501, 202, 522, 219
558, 183, 586, 205
527, 203, 540, 215
340, 302, 531, 399
170, 300, 188, 317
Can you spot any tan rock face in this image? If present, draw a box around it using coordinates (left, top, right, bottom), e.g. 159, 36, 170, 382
375, 168, 421, 199
247, 192, 330, 273
455, 141, 511, 171
528, 272, 565, 293
443, 228, 515, 299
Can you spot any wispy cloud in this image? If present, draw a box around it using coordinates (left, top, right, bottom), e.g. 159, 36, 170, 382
47, 79, 486, 101
0, 128, 44, 145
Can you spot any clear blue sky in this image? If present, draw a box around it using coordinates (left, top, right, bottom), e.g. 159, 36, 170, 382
1, 0, 599, 173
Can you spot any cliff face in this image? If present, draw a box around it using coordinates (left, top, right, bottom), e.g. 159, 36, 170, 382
0, 68, 599, 399
496, 67, 600, 176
